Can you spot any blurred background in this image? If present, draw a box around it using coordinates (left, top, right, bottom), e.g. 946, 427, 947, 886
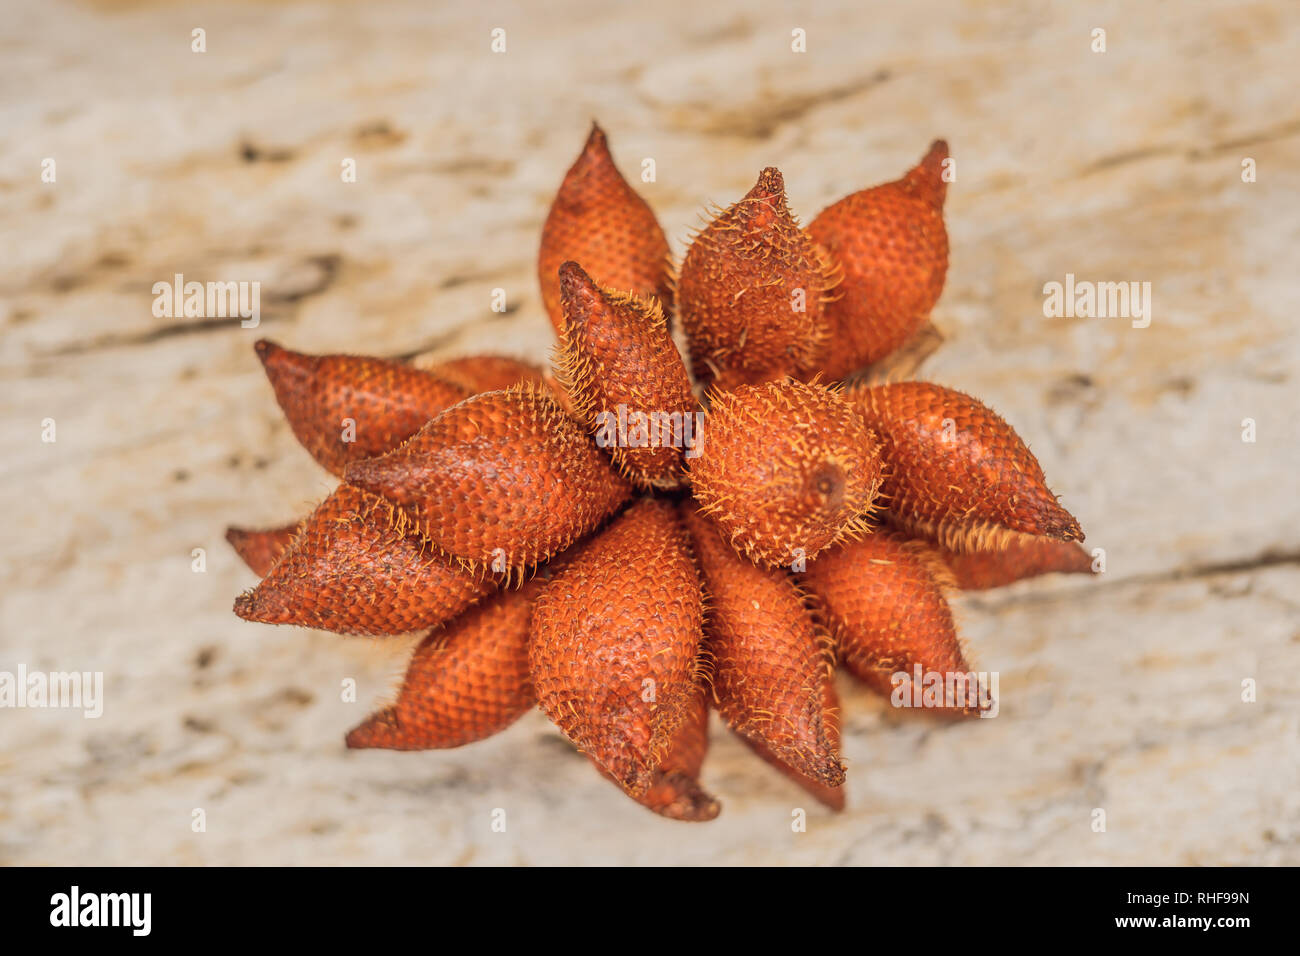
1, 0, 1297, 864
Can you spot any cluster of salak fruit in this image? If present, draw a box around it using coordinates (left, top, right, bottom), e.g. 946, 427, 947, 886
227, 123, 1090, 821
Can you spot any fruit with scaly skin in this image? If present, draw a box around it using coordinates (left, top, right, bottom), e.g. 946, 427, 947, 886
344, 385, 634, 574
742, 680, 847, 811
683, 505, 843, 786
688, 379, 884, 568
254, 340, 468, 476
554, 261, 699, 489
805, 532, 989, 717
233, 484, 494, 636
596, 685, 720, 821
678, 167, 838, 389
227, 124, 1091, 821
538, 123, 673, 335
809, 141, 950, 377
844, 380, 1083, 553
529, 498, 703, 797
345, 576, 546, 750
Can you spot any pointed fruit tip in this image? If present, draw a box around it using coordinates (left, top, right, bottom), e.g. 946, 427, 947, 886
254, 339, 314, 379
557, 259, 594, 291
898, 140, 951, 209
232, 590, 258, 620
1065, 539, 1093, 571
1044, 508, 1084, 543
824, 789, 847, 812
747, 166, 786, 204
583, 121, 609, 153
557, 261, 605, 320
653, 774, 722, 822
771, 745, 845, 788
344, 709, 398, 749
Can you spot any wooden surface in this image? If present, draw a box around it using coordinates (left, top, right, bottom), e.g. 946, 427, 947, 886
2, 0, 1297, 865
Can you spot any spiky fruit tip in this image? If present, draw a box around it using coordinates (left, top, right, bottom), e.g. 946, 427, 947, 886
554, 260, 699, 489
678, 167, 840, 390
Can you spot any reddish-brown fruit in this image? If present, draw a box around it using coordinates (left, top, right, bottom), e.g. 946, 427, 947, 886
597, 685, 720, 822
554, 261, 700, 489
809, 141, 950, 377
539, 367, 580, 418
254, 340, 469, 476
232, 484, 494, 636
682, 506, 844, 786
344, 385, 634, 574
744, 680, 847, 811
226, 122, 1100, 821
941, 538, 1094, 590
804, 532, 989, 717
225, 523, 298, 577
344, 575, 549, 750
538, 123, 673, 336
846, 381, 1084, 553
854, 320, 945, 386
678, 167, 838, 388
530, 498, 704, 797
419, 354, 544, 394
688, 379, 884, 567
899, 138, 950, 210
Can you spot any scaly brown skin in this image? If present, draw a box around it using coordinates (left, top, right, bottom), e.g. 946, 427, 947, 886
554, 262, 699, 489
538, 123, 673, 336
233, 484, 494, 636
678, 167, 839, 389
742, 680, 847, 811
682, 505, 844, 787
688, 379, 885, 568
844, 380, 1084, 553
343, 384, 634, 575
530, 498, 703, 797
255, 340, 469, 476
227, 124, 1092, 821
345, 577, 546, 750
596, 685, 720, 821
941, 538, 1094, 590
810, 141, 950, 377
804, 532, 990, 718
